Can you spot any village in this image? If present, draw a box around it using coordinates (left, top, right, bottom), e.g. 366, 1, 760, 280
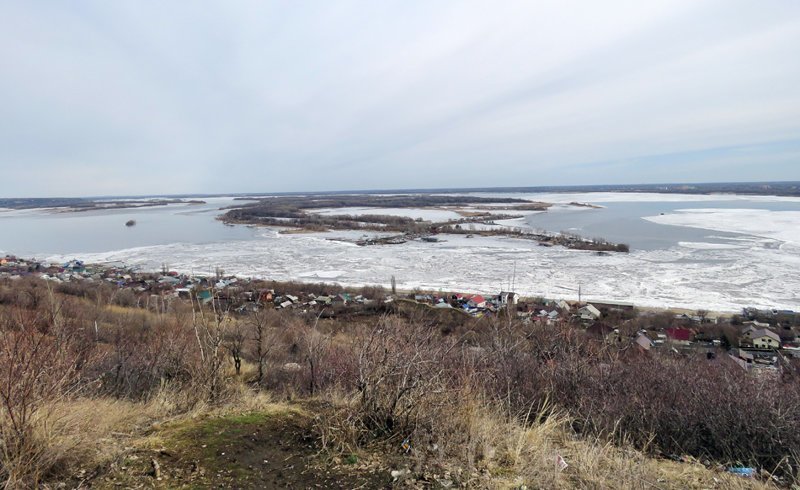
2, 253, 798, 378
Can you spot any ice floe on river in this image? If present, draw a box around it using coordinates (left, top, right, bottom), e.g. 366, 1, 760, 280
45, 225, 800, 313
645, 208, 800, 244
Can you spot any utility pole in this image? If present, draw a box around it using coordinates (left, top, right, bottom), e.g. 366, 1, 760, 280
511, 261, 517, 292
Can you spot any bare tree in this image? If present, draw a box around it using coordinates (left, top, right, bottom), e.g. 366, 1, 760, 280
191, 291, 231, 402
229, 321, 245, 376
248, 308, 277, 384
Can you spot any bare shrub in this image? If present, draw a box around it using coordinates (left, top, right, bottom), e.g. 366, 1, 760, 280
0, 290, 96, 486
353, 317, 461, 443
189, 295, 235, 403
479, 319, 800, 479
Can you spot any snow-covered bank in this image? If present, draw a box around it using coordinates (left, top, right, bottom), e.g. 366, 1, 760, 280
46, 228, 800, 313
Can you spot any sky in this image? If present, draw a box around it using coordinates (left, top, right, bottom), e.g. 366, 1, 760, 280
1, 1, 800, 197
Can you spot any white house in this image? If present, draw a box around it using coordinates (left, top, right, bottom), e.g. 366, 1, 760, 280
752, 329, 781, 349
498, 291, 519, 306
742, 326, 781, 349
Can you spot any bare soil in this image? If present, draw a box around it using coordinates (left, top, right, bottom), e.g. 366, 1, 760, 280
86, 407, 391, 489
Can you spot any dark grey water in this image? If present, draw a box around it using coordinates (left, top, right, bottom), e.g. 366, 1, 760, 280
0, 198, 258, 257
524, 200, 800, 251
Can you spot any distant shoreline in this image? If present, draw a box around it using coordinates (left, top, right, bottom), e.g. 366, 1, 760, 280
0, 198, 205, 211
2, 181, 800, 205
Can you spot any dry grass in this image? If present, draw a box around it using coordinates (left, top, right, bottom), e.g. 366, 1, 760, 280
2, 388, 776, 489
314, 391, 776, 489
1, 397, 164, 487
0, 373, 286, 487
444, 399, 776, 489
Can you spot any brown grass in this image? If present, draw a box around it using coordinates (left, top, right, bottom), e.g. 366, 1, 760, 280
314, 391, 773, 489
0, 397, 162, 487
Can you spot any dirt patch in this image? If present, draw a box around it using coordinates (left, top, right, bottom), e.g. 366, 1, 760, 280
87, 408, 391, 489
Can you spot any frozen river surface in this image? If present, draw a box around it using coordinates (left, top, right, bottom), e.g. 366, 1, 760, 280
2, 193, 800, 312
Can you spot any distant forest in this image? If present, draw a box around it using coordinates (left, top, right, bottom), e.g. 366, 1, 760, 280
3, 181, 800, 209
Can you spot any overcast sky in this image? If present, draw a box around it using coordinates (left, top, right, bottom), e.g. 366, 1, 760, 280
1, 1, 799, 197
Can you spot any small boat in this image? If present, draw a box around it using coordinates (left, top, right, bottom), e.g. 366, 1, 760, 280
125, 220, 136, 227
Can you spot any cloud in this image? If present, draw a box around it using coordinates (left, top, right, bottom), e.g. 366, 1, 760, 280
1, 0, 799, 196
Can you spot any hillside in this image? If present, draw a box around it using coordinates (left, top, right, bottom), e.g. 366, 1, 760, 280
0, 275, 794, 488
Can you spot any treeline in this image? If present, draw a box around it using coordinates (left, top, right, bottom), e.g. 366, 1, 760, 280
221, 194, 530, 227
234, 213, 433, 233
444, 225, 631, 252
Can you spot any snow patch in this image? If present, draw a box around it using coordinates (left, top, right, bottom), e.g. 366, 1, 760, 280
677, 242, 744, 250
309, 207, 462, 221
645, 208, 800, 244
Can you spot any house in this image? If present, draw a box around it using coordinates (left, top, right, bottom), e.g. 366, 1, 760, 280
556, 300, 571, 312
674, 313, 702, 323
635, 333, 653, 351
468, 295, 487, 309
666, 327, 694, 344
158, 276, 180, 285
578, 304, 602, 321
591, 300, 634, 311
730, 348, 754, 362
751, 328, 781, 349
744, 320, 771, 329
498, 291, 519, 306
196, 290, 213, 304
728, 348, 755, 370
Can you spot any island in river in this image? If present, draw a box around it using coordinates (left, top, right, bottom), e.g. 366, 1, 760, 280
219, 194, 629, 252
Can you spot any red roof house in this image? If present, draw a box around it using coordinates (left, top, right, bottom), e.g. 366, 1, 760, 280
666, 327, 694, 342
